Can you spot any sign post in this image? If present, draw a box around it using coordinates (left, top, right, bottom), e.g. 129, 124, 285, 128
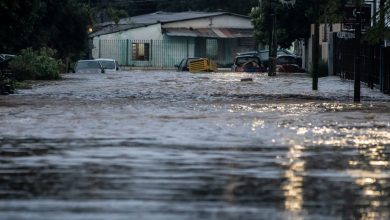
354, 5, 361, 103
343, 4, 371, 102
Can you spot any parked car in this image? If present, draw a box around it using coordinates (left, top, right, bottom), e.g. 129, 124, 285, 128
232, 54, 265, 73
175, 58, 204, 71
95, 58, 120, 73
74, 60, 105, 74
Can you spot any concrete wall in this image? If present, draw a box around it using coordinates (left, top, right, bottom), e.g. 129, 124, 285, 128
304, 23, 342, 72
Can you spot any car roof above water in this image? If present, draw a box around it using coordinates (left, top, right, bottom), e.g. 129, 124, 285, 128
95, 58, 116, 61
76, 60, 102, 69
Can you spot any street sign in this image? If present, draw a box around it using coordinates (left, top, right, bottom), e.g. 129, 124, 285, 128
343, 4, 372, 31
336, 31, 355, 40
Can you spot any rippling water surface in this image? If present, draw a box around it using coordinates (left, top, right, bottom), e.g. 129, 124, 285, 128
0, 72, 389, 220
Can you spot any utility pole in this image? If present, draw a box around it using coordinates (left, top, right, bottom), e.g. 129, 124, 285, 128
268, 0, 277, 76
379, 0, 386, 92
312, 1, 319, 90
354, 3, 362, 102
271, 6, 277, 76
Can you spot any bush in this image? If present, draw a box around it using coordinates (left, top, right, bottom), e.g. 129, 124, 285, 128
10, 48, 63, 80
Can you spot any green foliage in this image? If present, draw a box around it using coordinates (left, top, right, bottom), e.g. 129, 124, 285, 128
154, 0, 258, 15
364, 1, 390, 44
0, 0, 41, 53
250, 0, 348, 48
10, 48, 63, 81
107, 7, 128, 24
78, 0, 258, 17
250, 1, 312, 48
0, 0, 91, 60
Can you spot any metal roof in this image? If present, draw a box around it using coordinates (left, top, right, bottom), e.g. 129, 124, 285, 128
99, 11, 248, 26
129, 11, 228, 24
91, 11, 251, 38
164, 28, 253, 38
89, 24, 146, 37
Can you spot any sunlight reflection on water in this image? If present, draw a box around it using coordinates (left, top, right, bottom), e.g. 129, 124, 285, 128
0, 72, 389, 219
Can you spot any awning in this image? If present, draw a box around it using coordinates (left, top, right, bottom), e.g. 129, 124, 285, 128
163, 28, 253, 38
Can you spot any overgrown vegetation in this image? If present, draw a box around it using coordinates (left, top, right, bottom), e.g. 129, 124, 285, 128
9, 48, 63, 81
364, 0, 390, 44
0, 0, 91, 62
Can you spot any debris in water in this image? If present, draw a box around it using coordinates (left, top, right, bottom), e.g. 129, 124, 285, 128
241, 78, 253, 82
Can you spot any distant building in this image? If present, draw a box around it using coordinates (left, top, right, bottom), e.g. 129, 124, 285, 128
90, 11, 257, 68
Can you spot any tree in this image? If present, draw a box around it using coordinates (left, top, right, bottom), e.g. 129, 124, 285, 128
365, 0, 390, 44
0, 0, 42, 53
250, 0, 349, 48
32, 0, 90, 58
0, 0, 91, 67
156, 0, 258, 15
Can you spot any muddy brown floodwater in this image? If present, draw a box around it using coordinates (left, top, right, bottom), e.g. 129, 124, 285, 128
0, 71, 390, 220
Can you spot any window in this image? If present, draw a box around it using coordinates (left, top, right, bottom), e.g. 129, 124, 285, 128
132, 43, 150, 61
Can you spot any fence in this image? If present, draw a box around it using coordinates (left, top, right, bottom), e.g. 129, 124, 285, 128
332, 33, 390, 94
382, 47, 390, 94
93, 39, 242, 69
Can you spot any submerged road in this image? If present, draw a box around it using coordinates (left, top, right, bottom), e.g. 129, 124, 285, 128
0, 71, 389, 220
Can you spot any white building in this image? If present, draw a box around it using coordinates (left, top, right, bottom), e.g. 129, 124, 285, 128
90, 11, 257, 68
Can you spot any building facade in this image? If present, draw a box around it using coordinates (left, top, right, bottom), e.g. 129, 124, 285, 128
90, 11, 257, 68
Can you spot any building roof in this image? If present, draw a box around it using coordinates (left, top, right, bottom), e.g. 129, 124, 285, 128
91, 11, 251, 38
130, 11, 247, 24
89, 24, 146, 38
163, 28, 253, 38
99, 11, 248, 26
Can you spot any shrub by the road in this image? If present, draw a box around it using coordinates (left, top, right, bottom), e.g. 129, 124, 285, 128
10, 48, 62, 80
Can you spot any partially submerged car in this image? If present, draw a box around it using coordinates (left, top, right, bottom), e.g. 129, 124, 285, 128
175, 58, 204, 71
74, 60, 105, 74
95, 58, 120, 73
232, 54, 264, 73
276, 55, 304, 73
259, 49, 303, 72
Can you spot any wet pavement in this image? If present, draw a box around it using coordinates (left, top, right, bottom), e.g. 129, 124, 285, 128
0, 71, 390, 220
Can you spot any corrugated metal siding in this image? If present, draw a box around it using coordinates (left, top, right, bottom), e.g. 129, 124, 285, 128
94, 37, 255, 68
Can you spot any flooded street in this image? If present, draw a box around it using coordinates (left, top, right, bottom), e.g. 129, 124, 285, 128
1, 71, 390, 220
